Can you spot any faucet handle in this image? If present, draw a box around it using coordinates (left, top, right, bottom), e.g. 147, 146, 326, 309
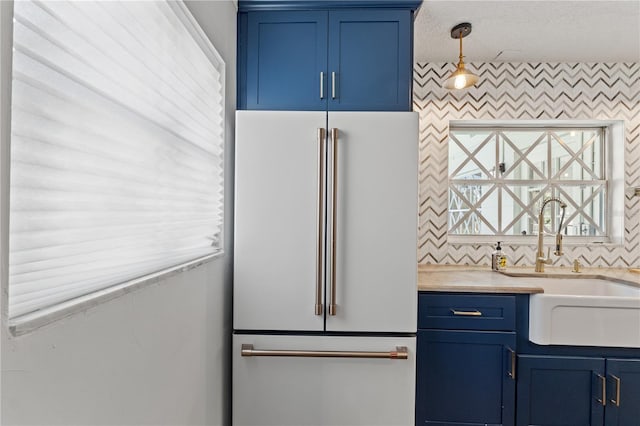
572, 259, 582, 273
554, 233, 563, 256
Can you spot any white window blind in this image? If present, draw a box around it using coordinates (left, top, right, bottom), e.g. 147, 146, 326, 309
9, 0, 225, 320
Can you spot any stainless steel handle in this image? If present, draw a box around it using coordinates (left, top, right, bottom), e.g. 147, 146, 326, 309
507, 347, 516, 380
329, 128, 338, 316
596, 373, 607, 406
241, 344, 408, 359
320, 72, 324, 99
610, 374, 621, 407
315, 128, 326, 316
331, 72, 336, 99
450, 309, 482, 316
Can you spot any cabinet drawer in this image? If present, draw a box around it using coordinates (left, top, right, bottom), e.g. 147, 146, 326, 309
418, 293, 516, 331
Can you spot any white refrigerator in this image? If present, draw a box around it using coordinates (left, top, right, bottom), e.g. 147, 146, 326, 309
233, 111, 418, 426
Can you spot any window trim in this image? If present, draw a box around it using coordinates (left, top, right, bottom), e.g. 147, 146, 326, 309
170, 0, 227, 253
8, 252, 222, 336
1, 0, 227, 335
447, 119, 625, 247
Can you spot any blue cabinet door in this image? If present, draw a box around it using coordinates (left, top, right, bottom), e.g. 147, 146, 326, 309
327, 9, 412, 111
416, 330, 516, 426
245, 11, 328, 110
516, 355, 606, 426
605, 359, 640, 426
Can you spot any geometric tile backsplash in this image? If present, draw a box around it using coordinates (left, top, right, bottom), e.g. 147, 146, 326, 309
414, 62, 640, 267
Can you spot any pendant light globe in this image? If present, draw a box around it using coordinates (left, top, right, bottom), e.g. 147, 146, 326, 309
443, 23, 479, 90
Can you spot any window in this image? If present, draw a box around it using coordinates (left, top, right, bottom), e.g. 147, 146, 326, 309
448, 124, 613, 240
8, 0, 225, 322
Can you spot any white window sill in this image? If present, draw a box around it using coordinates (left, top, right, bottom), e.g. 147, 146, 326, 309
7, 251, 223, 337
446, 234, 623, 248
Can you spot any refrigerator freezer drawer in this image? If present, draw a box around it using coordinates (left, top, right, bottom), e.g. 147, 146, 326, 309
233, 334, 416, 426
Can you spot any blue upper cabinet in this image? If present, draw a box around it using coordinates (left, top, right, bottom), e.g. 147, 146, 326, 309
327, 9, 411, 111
244, 11, 328, 110
238, 2, 419, 111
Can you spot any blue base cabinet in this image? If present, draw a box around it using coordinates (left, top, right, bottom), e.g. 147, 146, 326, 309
416, 330, 516, 426
517, 355, 606, 426
239, 7, 414, 111
604, 359, 640, 426
517, 356, 640, 426
418, 293, 640, 426
416, 293, 517, 426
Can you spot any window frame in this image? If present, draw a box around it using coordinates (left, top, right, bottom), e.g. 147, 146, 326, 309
446, 119, 625, 247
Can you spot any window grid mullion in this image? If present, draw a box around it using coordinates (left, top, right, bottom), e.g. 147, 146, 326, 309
500, 131, 547, 180
550, 132, 600, 181
496, 132, 501, 233
448, 126, 608, 238
547, 131, 554, 233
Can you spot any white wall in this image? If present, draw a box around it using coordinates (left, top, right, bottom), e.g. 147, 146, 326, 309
0, 1, 237, 425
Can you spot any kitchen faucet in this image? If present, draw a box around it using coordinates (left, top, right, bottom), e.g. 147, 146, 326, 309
535, 198, 567, 273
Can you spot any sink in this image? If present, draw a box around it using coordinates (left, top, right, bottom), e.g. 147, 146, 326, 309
500, 269, 626, 281
526, 277, 640, 348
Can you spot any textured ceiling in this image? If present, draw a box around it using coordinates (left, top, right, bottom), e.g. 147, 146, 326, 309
414, 0, 640, 62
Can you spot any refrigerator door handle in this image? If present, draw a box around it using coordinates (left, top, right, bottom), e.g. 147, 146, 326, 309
329, 128, 338, 316
241, 344, 408, 359
315, 128, 326, 316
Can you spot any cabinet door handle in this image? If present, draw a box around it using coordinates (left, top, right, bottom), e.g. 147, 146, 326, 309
331, 71, 337, 99
450, 309, 482, 316
329, 128, 338, 316
595, 373, 607, 406
507, 347, 516, 380
315, 128, 326, 316
320, 72, 324, 99
610, 374, 621, 407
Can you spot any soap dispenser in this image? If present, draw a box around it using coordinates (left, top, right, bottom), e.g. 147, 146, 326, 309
491, 242, 507, 271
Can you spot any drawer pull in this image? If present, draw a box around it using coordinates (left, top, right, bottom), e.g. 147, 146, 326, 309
241, 344, 408, 359
450, 309, 482, 316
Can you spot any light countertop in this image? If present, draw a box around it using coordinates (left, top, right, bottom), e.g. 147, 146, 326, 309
418, 264, 640, 294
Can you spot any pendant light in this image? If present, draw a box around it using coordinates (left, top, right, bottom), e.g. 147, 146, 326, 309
443, 22, 479, 90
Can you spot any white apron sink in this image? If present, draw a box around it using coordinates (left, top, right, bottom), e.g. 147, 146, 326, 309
527, 278, 640, 348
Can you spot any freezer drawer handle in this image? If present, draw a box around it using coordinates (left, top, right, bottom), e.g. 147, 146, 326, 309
241, 344, 408, 360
